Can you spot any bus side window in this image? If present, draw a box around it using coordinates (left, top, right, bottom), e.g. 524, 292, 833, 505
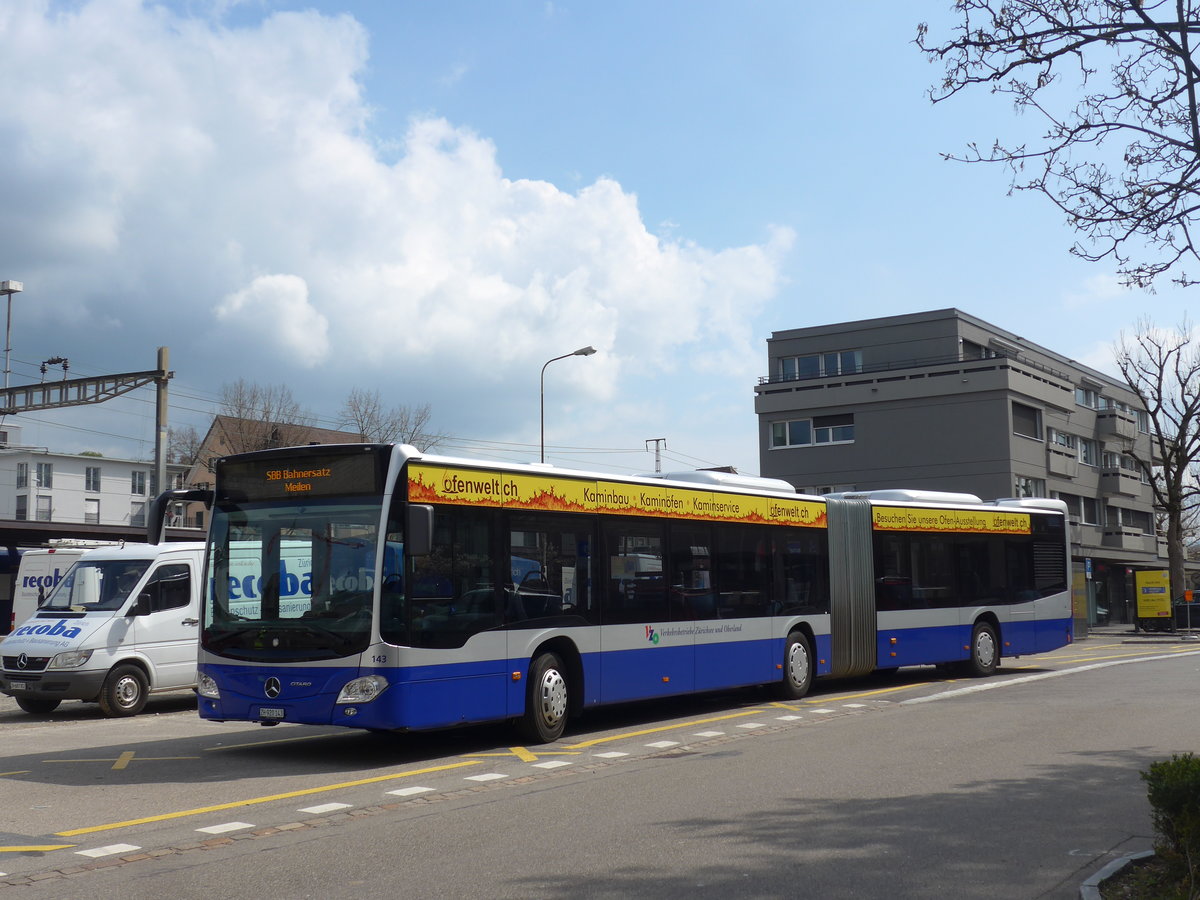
406, 507, 499, 648
603, 520, 666, 625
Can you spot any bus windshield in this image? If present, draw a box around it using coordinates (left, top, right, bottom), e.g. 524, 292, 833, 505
42, 560, 152, 612
202, 498, 385, 662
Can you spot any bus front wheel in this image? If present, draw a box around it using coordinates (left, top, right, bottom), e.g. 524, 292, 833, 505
962, 622, 999, 678
517, 652, 569, 743
777, 632, 813, 699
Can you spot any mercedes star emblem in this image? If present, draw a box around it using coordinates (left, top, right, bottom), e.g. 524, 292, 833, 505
264, 677, 281, 699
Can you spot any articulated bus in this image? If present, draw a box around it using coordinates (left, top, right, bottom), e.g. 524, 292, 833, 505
188, 443, 1072, 742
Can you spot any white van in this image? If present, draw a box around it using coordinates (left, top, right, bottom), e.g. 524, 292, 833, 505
0, 542, 206, 717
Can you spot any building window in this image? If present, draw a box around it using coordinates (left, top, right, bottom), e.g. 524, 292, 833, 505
36, 495, 52, 522
1012, 402, 1042, 440
35, 462, 52, 489
131, 471, 147, 495
130, 502, 146, 528
1075, 387, 1099, 408
15, 462, 27, 489
1047, 428, 1076, 450
193, 510, 205, 529
1082, 496, 1099, 525
85, 466, 101, 492
771, 414, 855, 448
15, 495, 27, 520
84, 498, 100, 524
778, 349, 862, 381
1137, 410, 1150, 433
1079, 438, 1099, 466
1014, 475, 1046, 498
1103, 451, 1139, 472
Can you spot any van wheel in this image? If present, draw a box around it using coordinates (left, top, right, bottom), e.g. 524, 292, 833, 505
16, 696, 60, 715
516, 652, 568, 743
98, 665, 149, 717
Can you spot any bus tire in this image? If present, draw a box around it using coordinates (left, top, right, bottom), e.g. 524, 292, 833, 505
962, 622, 999, 678
777, 632, 813, 699
98, 664, 149, 717
517, 652, 568, 743
16, 696, 60, 715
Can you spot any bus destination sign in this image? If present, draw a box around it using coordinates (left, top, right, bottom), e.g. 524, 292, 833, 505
217, 449, 385, 502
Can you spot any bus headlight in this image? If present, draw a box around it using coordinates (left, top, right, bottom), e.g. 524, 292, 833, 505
337, 675, 387, 704
49, 649, 93, 669
198, 673, 220, 699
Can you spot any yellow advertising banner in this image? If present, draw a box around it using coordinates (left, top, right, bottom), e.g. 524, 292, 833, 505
872, 506, 1031, 535
1134, 569, 1172, 619
407, 463, 828, 528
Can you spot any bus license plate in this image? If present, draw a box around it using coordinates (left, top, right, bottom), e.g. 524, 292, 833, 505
10, 681, 26, 691
259, 707, 286, 720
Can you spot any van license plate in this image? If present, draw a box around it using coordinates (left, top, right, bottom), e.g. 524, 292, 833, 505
10, 681, 26, 691
259, 707, 286, 719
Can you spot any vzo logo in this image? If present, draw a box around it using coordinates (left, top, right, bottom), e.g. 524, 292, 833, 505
645, 625, 660, 645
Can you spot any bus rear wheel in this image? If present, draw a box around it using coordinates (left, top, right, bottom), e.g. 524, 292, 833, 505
962, 622, 999, 678
517, 652, 568, 743
777, 632, 813, 699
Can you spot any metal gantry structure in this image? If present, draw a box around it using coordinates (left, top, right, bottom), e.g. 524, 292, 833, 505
0, 347, 173, 495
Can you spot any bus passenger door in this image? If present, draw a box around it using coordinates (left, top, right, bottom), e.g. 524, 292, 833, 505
599, 521, 694, 702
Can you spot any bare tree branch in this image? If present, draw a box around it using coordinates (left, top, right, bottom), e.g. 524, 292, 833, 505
918, 1, 1200, 288
336, 388, 446, 451
217, 379, 317, 454
1115, 316, 1200, 598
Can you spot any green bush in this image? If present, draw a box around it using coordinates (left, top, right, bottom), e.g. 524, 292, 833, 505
1142, 753, 1200, 890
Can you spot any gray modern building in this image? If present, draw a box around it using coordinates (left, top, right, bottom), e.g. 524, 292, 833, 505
754, 308, 1164, 627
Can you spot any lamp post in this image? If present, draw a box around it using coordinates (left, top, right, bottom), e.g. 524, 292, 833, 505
540, 345, 596, 463
0, 281, 24, 390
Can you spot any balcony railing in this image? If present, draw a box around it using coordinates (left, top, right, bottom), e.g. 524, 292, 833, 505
757, 352, 1073, 386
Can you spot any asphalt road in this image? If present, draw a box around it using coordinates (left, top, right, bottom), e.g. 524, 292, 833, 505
2, 634, 1199, 899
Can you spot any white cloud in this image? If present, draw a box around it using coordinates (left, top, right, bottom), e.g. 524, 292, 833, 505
1062, 272, 1128, 309
216, 274, 330, 365
0, 0, 792, 471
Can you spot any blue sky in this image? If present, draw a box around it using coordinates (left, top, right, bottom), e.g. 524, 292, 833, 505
0, 1, 1183, 478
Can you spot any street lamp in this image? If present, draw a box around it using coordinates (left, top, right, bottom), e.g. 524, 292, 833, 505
0, 281, 24, 390
540, 345, 596, 463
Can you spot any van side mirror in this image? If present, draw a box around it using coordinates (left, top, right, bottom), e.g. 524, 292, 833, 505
406, 504, 434, 557
129, 591, 152, 617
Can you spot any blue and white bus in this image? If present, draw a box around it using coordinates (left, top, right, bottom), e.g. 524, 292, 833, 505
187, 443, 1072, 742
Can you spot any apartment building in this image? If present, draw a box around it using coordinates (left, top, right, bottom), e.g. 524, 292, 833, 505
0, 426, 188, 529
754, 309, 1163, 627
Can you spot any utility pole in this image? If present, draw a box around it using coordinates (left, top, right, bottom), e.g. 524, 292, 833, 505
154, 346, 169, 497
645, 437, 667, 474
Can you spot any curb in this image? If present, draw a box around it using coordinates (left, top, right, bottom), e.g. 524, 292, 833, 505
1079, 850, 1154, 899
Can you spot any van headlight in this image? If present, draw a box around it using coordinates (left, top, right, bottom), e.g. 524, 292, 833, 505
336, 675, 387, 704
49, 649, 93, 669
197, 673, 220, 699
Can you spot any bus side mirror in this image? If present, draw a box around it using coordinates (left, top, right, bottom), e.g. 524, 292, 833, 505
407, 504, 434, 557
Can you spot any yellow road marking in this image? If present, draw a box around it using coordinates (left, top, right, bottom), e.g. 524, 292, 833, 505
55, 760, 482, 837
204, 733, 343, 752
47, 754, 199, 771
0, 844, 76, 854
463, 747, 582, 762
564, 709, 770, 749
0, 771, 31, 777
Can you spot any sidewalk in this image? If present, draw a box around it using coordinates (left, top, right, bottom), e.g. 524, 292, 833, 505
1081, 622, 1200, 642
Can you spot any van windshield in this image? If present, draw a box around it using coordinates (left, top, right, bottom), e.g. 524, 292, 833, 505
42, 561, 151, 612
